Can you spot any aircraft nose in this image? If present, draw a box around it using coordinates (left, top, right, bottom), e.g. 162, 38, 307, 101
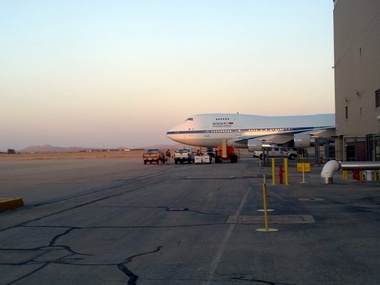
166, 130, 175, 139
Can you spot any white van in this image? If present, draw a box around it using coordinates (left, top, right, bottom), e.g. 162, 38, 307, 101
254, 146, 298, 160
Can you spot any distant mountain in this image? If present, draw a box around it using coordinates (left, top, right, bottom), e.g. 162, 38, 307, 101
19, 145, 87, 153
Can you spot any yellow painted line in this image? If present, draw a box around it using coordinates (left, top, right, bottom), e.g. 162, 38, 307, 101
0, 197, 24, 212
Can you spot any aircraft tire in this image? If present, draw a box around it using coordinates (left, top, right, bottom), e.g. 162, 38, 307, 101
230, 155, 238, 163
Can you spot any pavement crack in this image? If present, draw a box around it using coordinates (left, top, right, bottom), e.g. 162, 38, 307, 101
165, 207, 218, 215
1, 227, 91, 285
232, 276, 296, 285
49, 227, 78, 246
117, 246, 162, 285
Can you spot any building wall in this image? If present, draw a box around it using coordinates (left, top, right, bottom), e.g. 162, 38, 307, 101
333, 0, 380, 160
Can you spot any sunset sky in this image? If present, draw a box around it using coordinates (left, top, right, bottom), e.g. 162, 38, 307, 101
1, 1, 335, 151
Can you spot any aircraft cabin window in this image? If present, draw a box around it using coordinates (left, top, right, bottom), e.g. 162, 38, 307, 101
186, 118, 193, 121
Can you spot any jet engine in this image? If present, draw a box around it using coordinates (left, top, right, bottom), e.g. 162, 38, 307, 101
294, 133, 311, 148
247, 139, 262, 152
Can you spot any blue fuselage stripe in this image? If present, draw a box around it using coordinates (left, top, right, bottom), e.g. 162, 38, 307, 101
166, 126, 321, 135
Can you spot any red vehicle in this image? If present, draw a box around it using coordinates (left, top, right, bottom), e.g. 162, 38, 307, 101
216, 145, 238, 163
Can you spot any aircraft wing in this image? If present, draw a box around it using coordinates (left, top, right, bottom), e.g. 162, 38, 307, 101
231, 126, 335, 148
232, 134, 294, 146
307, 127, 336, 137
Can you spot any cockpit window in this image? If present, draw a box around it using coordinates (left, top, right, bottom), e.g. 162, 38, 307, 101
186, 118, 193, 121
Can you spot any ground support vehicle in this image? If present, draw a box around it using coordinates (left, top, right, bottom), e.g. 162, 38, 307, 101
215, 145, 238, 163
143, 149, 165, 164
194, 154, 211, 164
174, 148, 195, 164
254, 146, 298, 160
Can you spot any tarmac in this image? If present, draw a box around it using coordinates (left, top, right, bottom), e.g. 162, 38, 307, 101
0, 156, 379, 284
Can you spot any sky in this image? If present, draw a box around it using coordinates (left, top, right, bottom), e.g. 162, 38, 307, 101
0, 1, 335, 151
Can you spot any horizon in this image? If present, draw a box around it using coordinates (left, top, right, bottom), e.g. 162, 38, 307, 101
5, 143, 190, 153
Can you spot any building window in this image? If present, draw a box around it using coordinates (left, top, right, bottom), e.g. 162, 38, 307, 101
376, 89, 380, 108
345, 106, 348, 119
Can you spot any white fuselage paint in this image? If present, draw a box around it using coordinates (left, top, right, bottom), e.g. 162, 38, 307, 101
166, 113, 335, 148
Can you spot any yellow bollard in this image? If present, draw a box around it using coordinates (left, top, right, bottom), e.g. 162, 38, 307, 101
284, 158, 289, 185
256, 175, 279, 232
262, 180, 269, 230
343, 170, 348, 181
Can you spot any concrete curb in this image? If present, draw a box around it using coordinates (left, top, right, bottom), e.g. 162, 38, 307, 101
0, 197, 24, 212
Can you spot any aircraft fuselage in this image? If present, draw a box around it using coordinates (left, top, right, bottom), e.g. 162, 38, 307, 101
166, 113, 335, 148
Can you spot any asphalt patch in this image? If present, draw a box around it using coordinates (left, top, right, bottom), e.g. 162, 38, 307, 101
226, 215, 315, 224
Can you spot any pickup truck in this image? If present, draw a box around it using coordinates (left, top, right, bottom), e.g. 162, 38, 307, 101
174, 148, 195, 164
254, 146, 298, 160
143, 149, 165, 164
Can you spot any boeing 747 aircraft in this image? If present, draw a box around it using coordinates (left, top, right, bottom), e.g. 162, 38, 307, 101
166, 113, 335, 151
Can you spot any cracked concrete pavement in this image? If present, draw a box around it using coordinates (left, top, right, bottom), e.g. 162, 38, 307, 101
1, 157, 380, 284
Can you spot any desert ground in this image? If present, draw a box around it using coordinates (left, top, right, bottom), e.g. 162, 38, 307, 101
0, 150, 146, 161
0, 148, 252, 161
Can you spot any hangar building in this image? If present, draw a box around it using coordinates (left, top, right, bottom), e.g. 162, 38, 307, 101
333, 0, 380, 161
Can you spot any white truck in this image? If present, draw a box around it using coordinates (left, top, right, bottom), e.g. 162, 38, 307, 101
254, 146, 298, 160
174, 148, 195, 164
